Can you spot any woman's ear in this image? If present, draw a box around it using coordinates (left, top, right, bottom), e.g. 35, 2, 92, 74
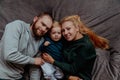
33, 16, 38, 22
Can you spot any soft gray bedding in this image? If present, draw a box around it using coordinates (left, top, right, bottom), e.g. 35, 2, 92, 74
0, 0, 120, 80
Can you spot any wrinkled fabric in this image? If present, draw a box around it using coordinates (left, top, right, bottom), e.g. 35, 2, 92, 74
0, 0, 120, 80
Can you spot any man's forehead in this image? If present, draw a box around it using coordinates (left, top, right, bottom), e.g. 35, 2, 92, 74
41, 15, 51, 20
40, 16, 52, 27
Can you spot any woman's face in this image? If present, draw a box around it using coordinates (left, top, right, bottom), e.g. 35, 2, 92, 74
61, 21, 80, 41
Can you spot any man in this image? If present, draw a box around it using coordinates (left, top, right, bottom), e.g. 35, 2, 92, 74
0, 13, 53, 80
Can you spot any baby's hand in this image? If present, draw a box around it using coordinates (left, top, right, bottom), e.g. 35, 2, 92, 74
44, 41, 50, 46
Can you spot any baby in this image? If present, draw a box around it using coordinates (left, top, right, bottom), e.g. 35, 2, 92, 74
39, 21, 64, 80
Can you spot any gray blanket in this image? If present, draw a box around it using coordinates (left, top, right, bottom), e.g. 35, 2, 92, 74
0, 0, 120, 80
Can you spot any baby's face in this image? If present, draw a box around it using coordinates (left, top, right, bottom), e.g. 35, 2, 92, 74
50, 27, 62, 41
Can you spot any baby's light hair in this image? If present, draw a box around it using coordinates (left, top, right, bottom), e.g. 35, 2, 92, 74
52, 21, 61, 28
48, 21, 61, 35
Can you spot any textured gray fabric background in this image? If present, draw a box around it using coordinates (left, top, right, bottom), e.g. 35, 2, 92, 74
0, 0, 120, 80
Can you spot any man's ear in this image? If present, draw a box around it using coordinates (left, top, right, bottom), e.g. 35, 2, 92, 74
33, 16, 38, 22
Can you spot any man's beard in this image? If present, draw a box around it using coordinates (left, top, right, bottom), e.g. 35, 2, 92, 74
32, 21, 42, 40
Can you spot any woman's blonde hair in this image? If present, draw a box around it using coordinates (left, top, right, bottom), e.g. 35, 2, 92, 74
60, 15, 109, 50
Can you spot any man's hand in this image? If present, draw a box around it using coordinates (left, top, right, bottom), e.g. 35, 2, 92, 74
34, 57, 44, 66
42, 53, 54, 64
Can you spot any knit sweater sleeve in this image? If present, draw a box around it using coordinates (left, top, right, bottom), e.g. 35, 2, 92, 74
53, 44, 96, 77
39, 36, 50, 52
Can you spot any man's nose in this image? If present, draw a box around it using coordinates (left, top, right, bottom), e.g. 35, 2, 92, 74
42, 27, 47, 32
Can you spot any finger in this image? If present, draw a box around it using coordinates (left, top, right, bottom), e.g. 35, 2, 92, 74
42, 53, 47, 57
42, 59, 45, 62
44, 53, 48, 55
42, 53, 45, 56
42, 55, 48, 60
41, 61, 44, 65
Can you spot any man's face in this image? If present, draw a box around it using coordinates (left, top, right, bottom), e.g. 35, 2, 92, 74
32, 15, 52, 39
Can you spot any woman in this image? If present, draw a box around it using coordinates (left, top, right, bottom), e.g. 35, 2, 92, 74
42, 15, 109, 80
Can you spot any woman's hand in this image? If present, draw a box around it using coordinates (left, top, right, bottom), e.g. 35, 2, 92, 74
42, 53, 55, 64
68, 76, 82, 80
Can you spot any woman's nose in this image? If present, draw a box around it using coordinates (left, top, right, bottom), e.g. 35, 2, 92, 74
64, 30, 68, 34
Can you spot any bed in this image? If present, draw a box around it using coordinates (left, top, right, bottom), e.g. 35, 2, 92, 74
0, 0, 120, 80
